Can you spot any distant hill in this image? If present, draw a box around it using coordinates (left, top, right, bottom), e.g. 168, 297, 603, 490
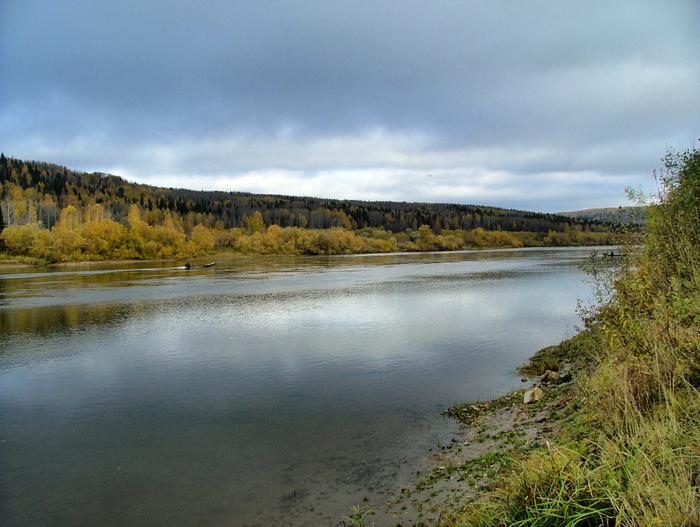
1, 154, 611, 235
558, 206, 646, 225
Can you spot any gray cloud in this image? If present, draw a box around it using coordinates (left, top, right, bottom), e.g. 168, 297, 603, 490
2, 0, 699, 212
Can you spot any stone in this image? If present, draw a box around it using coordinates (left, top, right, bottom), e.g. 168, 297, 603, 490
540, 370, 560, 384
523, 386, 544, 404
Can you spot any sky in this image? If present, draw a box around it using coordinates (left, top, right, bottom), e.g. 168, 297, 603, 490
1, 1, 699, 213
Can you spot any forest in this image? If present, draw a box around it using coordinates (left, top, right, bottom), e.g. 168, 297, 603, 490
0, 154, 615, 262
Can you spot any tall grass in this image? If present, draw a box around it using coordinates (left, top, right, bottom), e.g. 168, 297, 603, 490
445, 146, 700, 526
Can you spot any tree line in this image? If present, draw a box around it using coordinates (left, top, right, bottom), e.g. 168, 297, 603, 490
0, 154, 614, 262
0, 154, 611, 233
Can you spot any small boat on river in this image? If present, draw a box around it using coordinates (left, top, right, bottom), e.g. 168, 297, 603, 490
183, 262, 215, 269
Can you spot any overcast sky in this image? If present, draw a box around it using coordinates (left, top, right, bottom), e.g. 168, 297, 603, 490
2, 1, 699, 213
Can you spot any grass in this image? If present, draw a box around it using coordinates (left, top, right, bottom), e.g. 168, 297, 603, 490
342, 505, 373, 527
440, 147, 700, 526
0, 252, 49, 266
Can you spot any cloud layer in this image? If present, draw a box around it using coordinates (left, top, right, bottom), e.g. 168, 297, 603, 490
2, 0, 699, 212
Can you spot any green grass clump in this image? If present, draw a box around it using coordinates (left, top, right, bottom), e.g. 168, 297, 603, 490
342, 505, 372, 527
447, 446, 616, 526
442, 146, 700, 526
518, 330, 603, 377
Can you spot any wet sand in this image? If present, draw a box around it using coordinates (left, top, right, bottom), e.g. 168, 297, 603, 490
235, 371, 575, 527
255, 367, 577, 527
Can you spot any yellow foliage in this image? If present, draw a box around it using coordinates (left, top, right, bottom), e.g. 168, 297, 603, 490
1, 200, 612, 262
1, 224, 49, 256
189, 224, 215, 252
56, 205, 81, 231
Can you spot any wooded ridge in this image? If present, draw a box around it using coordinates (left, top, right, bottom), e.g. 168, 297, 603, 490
0, 154, 615, 262
0, 154, 609, 234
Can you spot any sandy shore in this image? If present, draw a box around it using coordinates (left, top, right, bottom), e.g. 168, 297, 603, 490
363, 366, 579, 526
222, 376, 576, 527
242, 365, 576, 527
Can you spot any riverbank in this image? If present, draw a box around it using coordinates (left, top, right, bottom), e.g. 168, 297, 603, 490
364, 343, 586, 526
375, 148, 700, 526
376, 316, 698, 526
0, 253, 225, 270
0, 235, 613, 269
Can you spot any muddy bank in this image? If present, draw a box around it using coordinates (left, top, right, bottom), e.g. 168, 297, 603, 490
364, 366, 579, 526
232, 362, 580, 527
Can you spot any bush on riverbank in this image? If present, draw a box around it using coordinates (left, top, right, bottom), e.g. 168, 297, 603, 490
0, 205, 612, 263
445, 147, 700, 526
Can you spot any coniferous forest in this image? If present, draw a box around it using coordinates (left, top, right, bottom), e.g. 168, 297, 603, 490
0, 154, 615, 262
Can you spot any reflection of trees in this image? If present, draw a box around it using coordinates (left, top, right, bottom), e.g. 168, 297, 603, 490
0, 302, 139, 368
0, 303, 129, 337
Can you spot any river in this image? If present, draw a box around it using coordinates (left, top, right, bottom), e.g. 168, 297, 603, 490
0, 247, 598, 526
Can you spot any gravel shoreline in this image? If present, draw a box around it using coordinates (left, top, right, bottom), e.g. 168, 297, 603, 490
368, 364, 580, 526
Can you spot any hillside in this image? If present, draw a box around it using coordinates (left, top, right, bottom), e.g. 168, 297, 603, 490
0, 154, 616, 263
0, 154, 607, 235
558, 206, 645, 224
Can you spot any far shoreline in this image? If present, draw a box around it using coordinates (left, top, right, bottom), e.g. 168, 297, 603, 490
0, 244, 615, 271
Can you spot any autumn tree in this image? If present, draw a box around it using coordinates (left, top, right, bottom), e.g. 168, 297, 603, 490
0, 223, 52, 257
189, 224, 215, 253
244, 211, 265, 233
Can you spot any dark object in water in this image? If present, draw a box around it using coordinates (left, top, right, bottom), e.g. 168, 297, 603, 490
183, 262, 215, 269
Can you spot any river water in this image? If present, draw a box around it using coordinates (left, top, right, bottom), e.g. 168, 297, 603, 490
0, 247, 598, 526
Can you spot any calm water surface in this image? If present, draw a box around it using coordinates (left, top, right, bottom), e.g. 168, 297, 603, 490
0, 248, 597, 526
